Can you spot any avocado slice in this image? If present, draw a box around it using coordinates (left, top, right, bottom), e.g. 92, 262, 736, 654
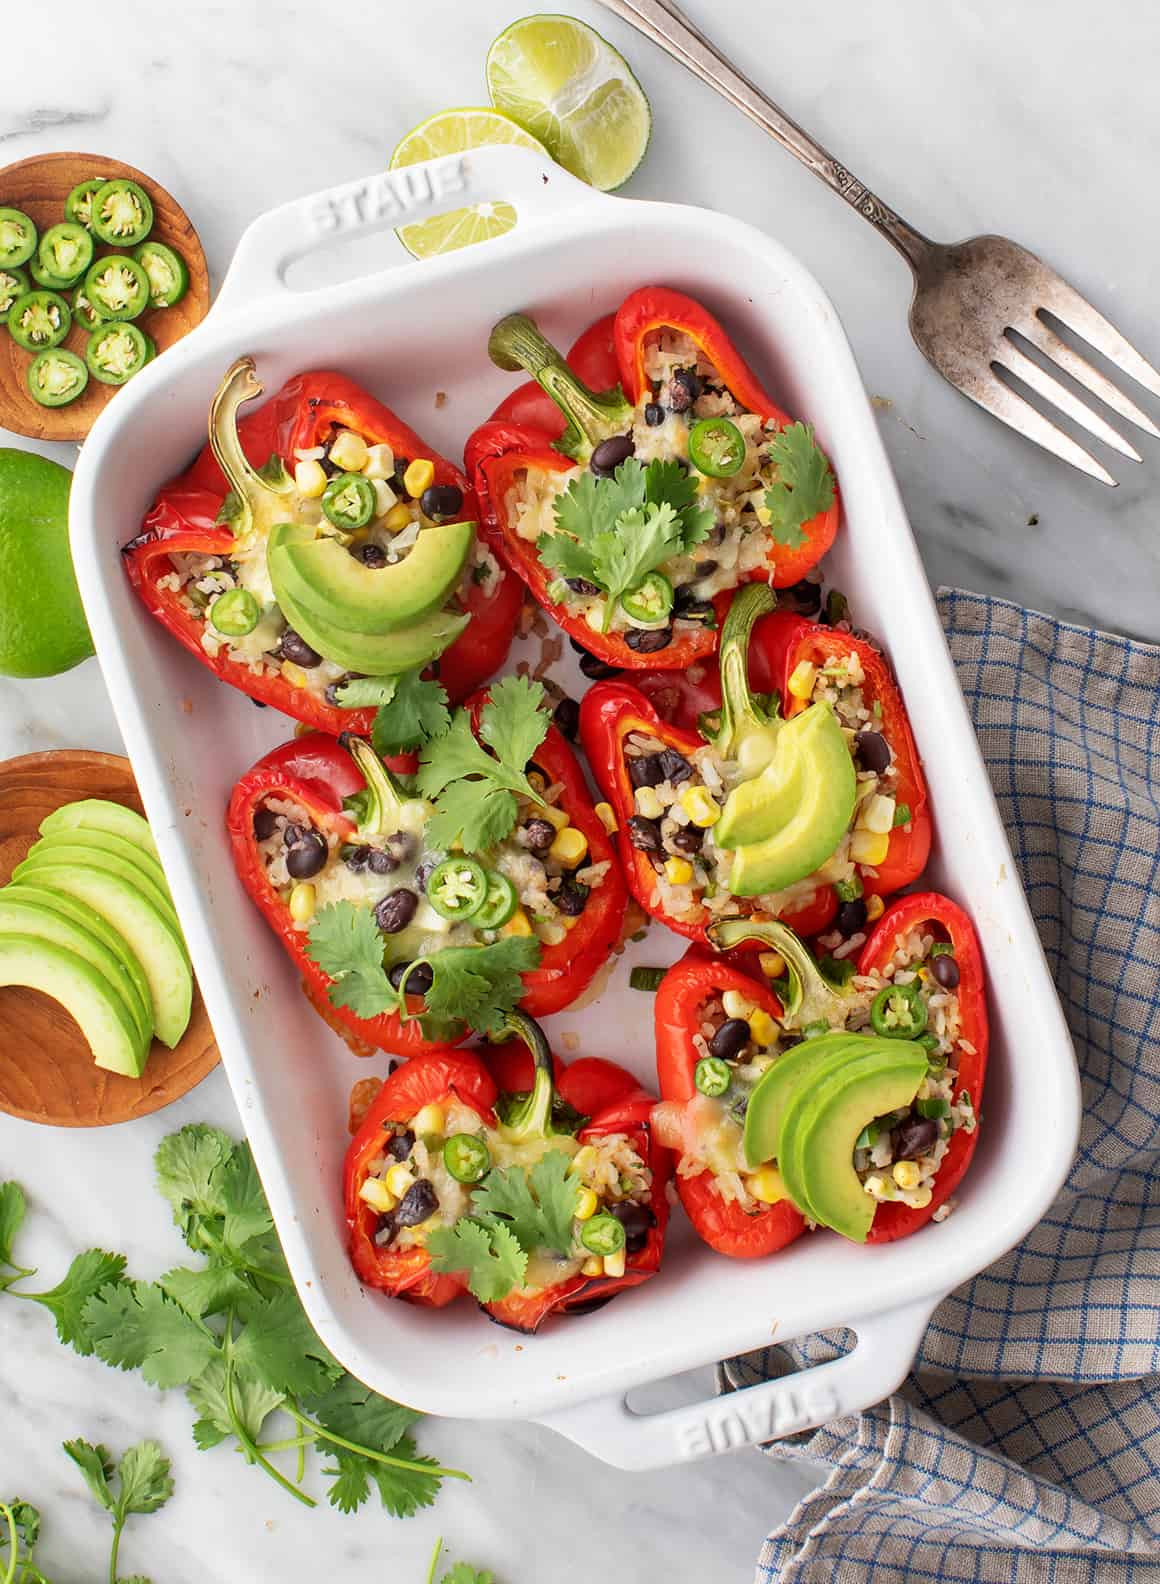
717, 700, 854, 850
18, 836, 181, 938
11, 864, 192, 1049
271, 518, 475, 636
272, 569, 469, 676
0, 890, 152, 1050
40, 798, 159, 861
0, 934, 149, 1077
781, 1042, 928, 1242
742, 1032, 868, 1168
31, 827, 174, 908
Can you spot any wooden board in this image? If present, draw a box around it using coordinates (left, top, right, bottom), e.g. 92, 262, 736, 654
0, 152, 210, 442
0, 749, 219, 1126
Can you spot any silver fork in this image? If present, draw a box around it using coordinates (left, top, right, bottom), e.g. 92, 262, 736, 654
597, 0, 1160, 486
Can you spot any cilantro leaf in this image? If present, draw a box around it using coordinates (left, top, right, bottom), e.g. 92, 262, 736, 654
422, 936, 540, 1038
306, 902, 399, 1020
218, 1144, 274, 1250
186, 1357, 284, 1449
417, 679, 549, 853
427, 1219, 527, 1302
443, 1566, 496, 1584
302, 1375, 418, 1455
763, 422, 835, 548
113, 1441, 173, 1518
160, 1264, 248, 1321
470, 1150, 578, 1257
23, 1249, 126, 1354
0, 1181, 27, 1272
367, 1436, 444, 1518
83, 1280, 217, 1389
0, 1499, 40, 1555
329, 669, 453, 755
479, 675, 550, 776
231, 1288, 342, 1398
155, 1125, 233, 1227
322, 1451, 371, 1515
423, 779, 518, 855
62, 1439, 115, 1511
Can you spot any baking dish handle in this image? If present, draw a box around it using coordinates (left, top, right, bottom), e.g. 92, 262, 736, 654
212, 145, 607, 314
535, 1295, 937, 1471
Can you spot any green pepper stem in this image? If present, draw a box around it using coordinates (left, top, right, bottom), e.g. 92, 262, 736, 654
711, 584, 779, 766
208, 357, 293, 539
708, 916, 850, 1031
340, 735, 408, 838
488, 314, 634, 462
495, 1009, 556, 1140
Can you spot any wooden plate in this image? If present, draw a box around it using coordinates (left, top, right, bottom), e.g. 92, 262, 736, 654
0, 749, 219, 1126
0, 152, 210, 443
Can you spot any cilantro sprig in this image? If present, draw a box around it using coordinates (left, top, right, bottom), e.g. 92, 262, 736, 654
427, 1537, 498, 1584
417, 675, 551, 853
540, 457, 713, 628
63, 1437, 173, 1584
306, 901, 540, 1038
333, 668, 452, 757
763, 422, 835, 548
0, 1127, 468, 1520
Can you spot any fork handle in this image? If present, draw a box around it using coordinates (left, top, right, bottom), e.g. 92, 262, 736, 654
599, 0, 931, 273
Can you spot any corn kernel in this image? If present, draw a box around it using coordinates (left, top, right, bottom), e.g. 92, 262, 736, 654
851, 829, 890, 866
384, 501, 412, 533
788, 660, 817, 700
280, 660, 309, 689
748, 1009, 778, 1046
722, 989, 754, 1020
865, 893, 885, 923
403, 457, 436, 497
540, 803, 569, 831
634, 785, 664, 820
746, 1165, 787, 1204
570, 1146, 598, 1178
363, 443, 396, 479
537, 920, 567, 947
603, 1247, 626, 1279
502, 908, 534, 938
372, 478, 398, 518
412, 1104, 444, 1138
892, 1159, 921, 1191
358, 1177, 397, 1214
329, 430, 369, 472
678, 784, 721, 828
758, 951, 786, 979
859, 793, 897, 835
288, 882, 316, 924
563, 914, 579, 931
581, 1256, 604, 1277
574, 1188, 599, 1221
549, 826, 589, 868
664, 856, 694, 885
909, 1185, 933, 1209
385, 1162, 415, 1198
864, 1173, 891, 1200
594, 801, 618, 834
294, 458, 328, 498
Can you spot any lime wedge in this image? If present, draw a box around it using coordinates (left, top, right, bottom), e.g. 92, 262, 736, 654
486, 13, 651, 191
389, 107, 548, 259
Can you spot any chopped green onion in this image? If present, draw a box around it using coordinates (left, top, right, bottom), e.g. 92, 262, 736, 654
892, 803, 912, 827
834, 876, 864, 903
629, 965, 666, 993
916, 1097, 950, 1120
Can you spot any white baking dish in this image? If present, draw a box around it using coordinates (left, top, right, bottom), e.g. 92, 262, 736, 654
69, 145, 1081, 1471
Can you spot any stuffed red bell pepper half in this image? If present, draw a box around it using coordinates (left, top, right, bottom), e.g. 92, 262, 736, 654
465, 285, 839, 672
226, 676, 626, 1057
344, 1011, 669, 1332
710, 890, 987, 1244
579, 582, 928, 945
124, 357, 521, 734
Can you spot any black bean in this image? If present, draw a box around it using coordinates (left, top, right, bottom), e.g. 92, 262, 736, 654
668, 367, 702, 411
252, 806, 278, 841
710, 1018, 751, 1062
892, 1116, 939, 1160
342, 844, 371, 871
628, 754, 664, 789
388, 959, 433, 995
579, 650, 620, 680
375, 889, 418, 933
286, 830, 328, 880
626, 815, 662, 853
553, 696, 580, 740
590, 434, 635, 477
672, 591, 715, 625
353, 541, 387, 568
249, 697, 268, 709
386, 1128, 415, 1162
565, 577, 602, 596
854, 731, 892, 775
835, 898, 868, 937
414, 854, 442, 892
523, 818, 556, 854
668, 824, 703, 854
394, 1178, 439, 1228
282, 822, 306, 849
608, 1200, 657, 1253
278, 629, 322, 669
387, 831, 417, 862
930, 954, 960, 989
644, 402, 665, 426
782, 579, 823, 616
366, 847, 397, 876
685, 560, 719, 583
624, 626, 673, 654
318, 449, 341, 478
420, 483, 464, 519
393, 455, 411, 490
556, 874, 590, 915
657, 748, 693, 785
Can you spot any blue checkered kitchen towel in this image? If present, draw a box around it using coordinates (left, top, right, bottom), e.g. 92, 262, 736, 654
722, 590, 1160, 1582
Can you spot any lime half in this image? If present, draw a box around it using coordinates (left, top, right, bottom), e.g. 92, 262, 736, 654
486, 14, 651, 191
390, 107, 548, 259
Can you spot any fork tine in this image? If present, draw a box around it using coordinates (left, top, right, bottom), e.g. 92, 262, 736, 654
1017, 317, 1160, 440
1039, 279, 1160, 401
963, 370, 1117, 486
995, 342, 1142, 463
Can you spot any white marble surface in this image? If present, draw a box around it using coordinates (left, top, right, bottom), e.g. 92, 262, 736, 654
1, 0, 1158, 1578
